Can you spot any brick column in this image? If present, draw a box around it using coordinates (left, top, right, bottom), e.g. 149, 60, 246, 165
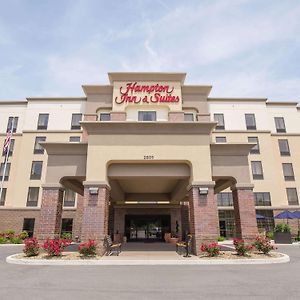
80, 184, 110, 255
72, 194, 84, 240
110, 112, 126, 121
37, 186, 64, 241
231, 185, 258, 240
169, 112, 184, 122
188, 184, 219, 254
170, 207, 182, 239
82, 114, 97, 142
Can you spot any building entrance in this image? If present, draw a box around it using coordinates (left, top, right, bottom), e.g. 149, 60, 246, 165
125, 215, 171, 242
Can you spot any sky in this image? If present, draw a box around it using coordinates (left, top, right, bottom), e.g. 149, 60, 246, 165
0, 0, 300, 101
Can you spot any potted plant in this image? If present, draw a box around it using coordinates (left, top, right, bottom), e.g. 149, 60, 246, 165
274, 223, 292, 244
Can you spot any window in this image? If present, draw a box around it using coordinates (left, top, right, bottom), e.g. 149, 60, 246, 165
0, 163, 11, 181
0, 188, 6, 206
26, 187, 39, 207
217, 193, 233, 206
61, 218, 73, 235
248, 137, 260, 154
71, 113, 82, 130
34, 136, 46, 154
63, 189, 76, 207
251, 161, 264, 179
274, 117, 286, 133
214, 114, 225, 130
215, 136, 227, 143
138, 111, 156, 121
30, 161, 43, 180
2, 139, 14, 157
6, 117, 18, 133
22, 218, 35, 237
37, 114, 49, 130
282, 163, 295, 181
256, 210, 275, 232
286, 188, 299, 205
278, 139, 290, 156
254, 192, 271, 206
99, 113, 111, 121
69, 136, 81, 142
184, 113, 194, 122
245, 114, 256, 130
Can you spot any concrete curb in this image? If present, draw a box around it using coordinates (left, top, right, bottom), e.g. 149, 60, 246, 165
6, 253, 290, 266
0, 244, 24, 247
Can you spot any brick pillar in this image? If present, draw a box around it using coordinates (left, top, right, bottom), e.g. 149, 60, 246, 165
180, 201, 190, 239
37, 187, 64, 241
81, 185, 110, 255
110, 112, 126, 121
82, 114, 97, 142
189, 185, 219, 254
72, 194, 84, 240
232, 185, 258, 240
170, 207, 182, 239
169, 112, 184, 122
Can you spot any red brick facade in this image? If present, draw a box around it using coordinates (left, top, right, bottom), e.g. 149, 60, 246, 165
168, 112, 184, 122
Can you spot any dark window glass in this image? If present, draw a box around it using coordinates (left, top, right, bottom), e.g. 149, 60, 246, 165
2, 139, 14, 157
275, 117, 286, 133
256, 210, 275, 232
69, 136, 80, 142
34, 137, 46, 154
0, 163, 11, 181
37, 114, 49, 130
61, 218, 73, 235
286, 188, 299, 205
71, 114, 82, 130
217, 193, 233, 206
245, 114, 256, 130
214, 114, 225, 130
100, 113, 111, 121
248, 137, 260, 154
30, 161, 43, 180
251, 161, 264, 179
22, 218, 35, 237
6, 117, 18, 133
63, 189, 76, 207
216, 136, 227, 143
26, 187, 39, 207
138, 111, 156, 121
282, 163, 295, 181
278, 139, 290, 156
254, 192, 271, 206
184, 113, 194, 121
0, 188, 7, 206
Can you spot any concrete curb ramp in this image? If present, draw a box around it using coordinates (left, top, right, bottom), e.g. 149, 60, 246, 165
6, 253, 290, 266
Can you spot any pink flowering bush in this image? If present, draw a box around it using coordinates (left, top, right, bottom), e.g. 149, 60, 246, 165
42, 239, 70, 257
233, 238, 253, 256
253, 235, 276, 254
78, 240, 97, 257
23, 238, 40, 257
200, 242, 220, 257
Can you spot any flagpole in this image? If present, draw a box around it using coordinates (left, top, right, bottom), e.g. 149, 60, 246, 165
0, 118, 14, 203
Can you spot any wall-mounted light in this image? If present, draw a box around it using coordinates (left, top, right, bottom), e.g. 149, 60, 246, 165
89, 187, 99, 195
198, 187, 209, 195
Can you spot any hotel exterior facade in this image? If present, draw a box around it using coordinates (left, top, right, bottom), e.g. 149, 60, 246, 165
0, 72, 299, 253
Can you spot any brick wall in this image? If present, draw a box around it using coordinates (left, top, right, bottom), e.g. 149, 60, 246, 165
168, 112, 184, 122
110, 112, 126, 121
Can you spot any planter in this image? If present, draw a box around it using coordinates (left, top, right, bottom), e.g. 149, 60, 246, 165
164, 233, 171, 243
114, 234, 121, 243
169, 237, 179, 244
274, 232, 292, 244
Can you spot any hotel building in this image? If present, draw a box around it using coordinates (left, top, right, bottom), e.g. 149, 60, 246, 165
0, 72, 299, 253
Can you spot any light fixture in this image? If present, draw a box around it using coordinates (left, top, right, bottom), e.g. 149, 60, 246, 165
198, 187, 209, 195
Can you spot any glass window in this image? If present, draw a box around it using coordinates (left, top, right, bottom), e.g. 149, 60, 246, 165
286, 188, 299, 205
37, 114, 49, 130
254, 192, 271, 206
282, 163, 295, 181
215, 136, 227, 143
30, 161, 43, 180
2, 139, 14, 157
26, 187, 39, 207
217, 193, 233, 206
63, 189, 76, 207
248, 137, 260, 154
6, 117, 18, 133
138, 111, 156, 121
0, 188, 7, 206
69, 136, 81, 142
71, 114, 82, 130
0, 163, 11, 181
256, 210, 275, 232
251, 161, 264, 180
274, 117, 286, 133
34, 136, 46, 154
184, 113, 194, 122
278, 139, 290, 156
22, 218, 35, 237
214, 114, 225, 130
100, 113, 111, 121
61, 218, 73, 235
245, 114, 256, 130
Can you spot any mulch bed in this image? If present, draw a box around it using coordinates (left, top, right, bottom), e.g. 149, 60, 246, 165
199, 251, 283, 259
16, 252, 102, 260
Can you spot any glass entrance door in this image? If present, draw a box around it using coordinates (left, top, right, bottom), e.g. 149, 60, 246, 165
125, 215, 171, 242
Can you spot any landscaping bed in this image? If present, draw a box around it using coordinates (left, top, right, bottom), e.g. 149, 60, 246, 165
199, 251, 283, 260
15, 251, 103, 260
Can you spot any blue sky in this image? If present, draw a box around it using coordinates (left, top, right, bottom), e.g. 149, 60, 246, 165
0, 0, 300, 101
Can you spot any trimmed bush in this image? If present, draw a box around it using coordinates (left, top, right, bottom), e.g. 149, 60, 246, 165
217, 236, 225, 242
10, 237, 23, 244
23, 238, 40, 257
253, 235, 275, 254
61, 232, 72, 241
233, 238, 253, 256
200, 242, 220, 257
19, 231, 29, 240
42, 239, 70, 257
78, 240, 97, 257
0, 236, 8, 244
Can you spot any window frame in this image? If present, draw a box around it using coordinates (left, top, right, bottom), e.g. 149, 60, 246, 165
0, 162, 11, 181
26, 187, 39, 207
274, 117, 286, 133
214, 113, 225, 130
0, 188, 7, 206
282, 163, 295, 181
2, 139, 15, 157
99, 113, 111, 121
278, 139, 290, 156
245, 114, 257, 130
286, 188, 299, 205
215, 136, 227, 143
34, 136, 46, 154
22, 218, 35, 237
63, 189, 76, 207
138, 111, 157, 122
30, 161, 43, 180
6, 117, 18, 133
248, 137, 260, 154
71, 113, 82, 130
69, 136, 81, 143
37, 114, 49, 130
251, 161, 264, 180
254, 192, 271, 206
184, 113, 194, 122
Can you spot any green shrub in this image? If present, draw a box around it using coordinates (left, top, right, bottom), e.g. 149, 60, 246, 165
19, 231, 29, 240
266, 231, 274, 239
217, 236, 225, 242
0, 237, 8, 244
10, 237, 23, 244
78, 240, 97, 257
61, 232, 72, 241
23, 238, 40, 257
253, 235, 275, 254
274, 224, 291, 233
283, 224, 291, 232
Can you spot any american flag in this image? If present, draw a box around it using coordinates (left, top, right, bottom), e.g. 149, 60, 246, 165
3, 129, 12, 155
